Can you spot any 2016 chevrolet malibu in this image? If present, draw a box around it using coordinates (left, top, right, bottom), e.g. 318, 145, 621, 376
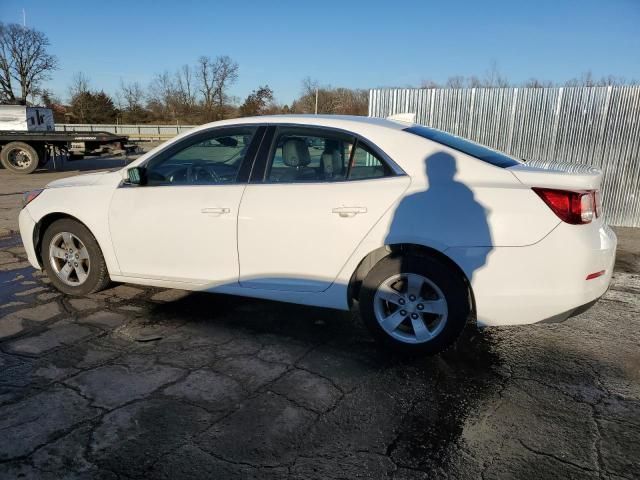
18, 115, 617, 355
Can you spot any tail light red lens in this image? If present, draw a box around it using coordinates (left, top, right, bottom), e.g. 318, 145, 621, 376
532, 188, 598, 225
586, 270, 605, 280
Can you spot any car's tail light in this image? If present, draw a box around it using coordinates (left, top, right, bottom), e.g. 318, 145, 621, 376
586, 270, 605, 280
532, 188, 598, 224
22, 189, 43, 207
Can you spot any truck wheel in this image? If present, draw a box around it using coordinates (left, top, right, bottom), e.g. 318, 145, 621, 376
0, 141, 40, 174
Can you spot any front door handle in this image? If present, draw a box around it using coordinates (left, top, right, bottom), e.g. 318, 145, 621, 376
332, 206, 367, 218
201, 207, 230, 216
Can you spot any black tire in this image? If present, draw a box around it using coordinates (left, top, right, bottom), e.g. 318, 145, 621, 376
359, 254, 471, 356
0, 141, 40, 174
41, 219, 111, 296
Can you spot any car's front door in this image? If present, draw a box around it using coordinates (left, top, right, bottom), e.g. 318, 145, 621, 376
238, 126, 410, 292
109, 126, 263, 284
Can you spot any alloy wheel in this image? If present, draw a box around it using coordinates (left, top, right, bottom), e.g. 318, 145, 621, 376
49, 232, 91, 286
373, 273, 448, 344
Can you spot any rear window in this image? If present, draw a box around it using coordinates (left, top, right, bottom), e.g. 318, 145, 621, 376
404, 125, 521, 168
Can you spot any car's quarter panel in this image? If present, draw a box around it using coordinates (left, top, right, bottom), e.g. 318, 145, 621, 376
446, 219, 617, 326
238, 176, 410, 292
108, 184, 245, 284
21, 172, 123, 275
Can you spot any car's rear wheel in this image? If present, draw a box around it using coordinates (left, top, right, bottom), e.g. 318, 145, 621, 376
41, 219, 110, 296
359, 254, 470, 356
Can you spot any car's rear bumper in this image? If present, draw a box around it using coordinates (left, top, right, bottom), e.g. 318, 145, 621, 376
18, 207, 41, 270
447, 221, 617, 327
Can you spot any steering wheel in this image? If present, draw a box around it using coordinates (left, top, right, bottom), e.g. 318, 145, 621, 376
168, 162, 221, 184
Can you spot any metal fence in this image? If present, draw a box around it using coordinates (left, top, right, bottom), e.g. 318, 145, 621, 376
369, 86, 640, 227
56, 123, 196, 140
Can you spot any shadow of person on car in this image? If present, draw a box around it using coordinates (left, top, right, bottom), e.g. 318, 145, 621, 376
386, 151, 492, 280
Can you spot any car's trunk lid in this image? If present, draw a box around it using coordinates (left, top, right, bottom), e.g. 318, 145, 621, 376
507, 161, 602, 191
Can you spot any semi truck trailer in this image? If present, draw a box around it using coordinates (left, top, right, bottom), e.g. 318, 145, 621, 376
0, 105, 130, 174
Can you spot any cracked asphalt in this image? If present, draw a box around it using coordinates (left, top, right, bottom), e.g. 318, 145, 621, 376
1, 161, 639, 479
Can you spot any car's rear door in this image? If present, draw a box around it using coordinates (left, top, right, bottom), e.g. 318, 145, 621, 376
109, 126, 264, 284
237, 126, 410, 292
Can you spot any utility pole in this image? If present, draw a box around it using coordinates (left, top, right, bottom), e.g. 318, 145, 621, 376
22, 9, 26, 26
314, 87, 318, 115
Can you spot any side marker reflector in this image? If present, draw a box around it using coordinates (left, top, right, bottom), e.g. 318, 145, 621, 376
586, 270, 605, 280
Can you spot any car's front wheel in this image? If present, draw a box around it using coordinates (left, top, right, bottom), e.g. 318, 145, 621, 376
359, 254, 470, 356
41, 219, 111, 296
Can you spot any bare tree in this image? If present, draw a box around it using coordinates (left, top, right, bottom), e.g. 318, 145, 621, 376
212, 55, 239, 119
175, 64, 196, 109
197, 56, 215, 118
565, 72, 633, 87
197, 55, 239, 120
333, 87, 369, 115
0, 22, 58, 103
147, 71, 180, 120
483, 61, 509, 87
119, 80, 144, 110
467, 76, 483, 88
67, 72, 92, 122
292, 77, 339, 114
291, 78, 367, 115
68, 71, 90, 99
420, 78, 439, 89
524, 78, 554, 88
445, 76, 465, 88
118, 80, 147, 123
565, 71, 594, 87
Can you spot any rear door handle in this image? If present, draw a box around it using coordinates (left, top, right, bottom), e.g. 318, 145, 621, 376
201, 207, 230, 216
332, 206, 367, 217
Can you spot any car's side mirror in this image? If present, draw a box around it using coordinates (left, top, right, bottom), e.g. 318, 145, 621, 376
126, 167, 146, 185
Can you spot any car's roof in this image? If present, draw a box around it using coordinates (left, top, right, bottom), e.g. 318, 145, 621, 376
196, 114, 410, 132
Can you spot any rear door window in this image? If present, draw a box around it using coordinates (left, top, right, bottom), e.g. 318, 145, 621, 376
267, 130, 352, 183
348, 142, 392, 180
262, 126, 395, 183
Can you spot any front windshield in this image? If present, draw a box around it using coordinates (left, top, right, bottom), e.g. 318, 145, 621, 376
404, 125, 521, 168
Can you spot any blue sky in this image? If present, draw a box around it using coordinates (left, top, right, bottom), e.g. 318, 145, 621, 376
1, 0, 639, 104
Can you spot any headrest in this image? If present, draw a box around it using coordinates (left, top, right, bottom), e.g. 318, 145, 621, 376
322, 151, 342, 177
282, 138, 311, 167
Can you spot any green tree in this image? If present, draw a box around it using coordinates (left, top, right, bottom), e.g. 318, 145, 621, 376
239, 85, 274, 116
70, 90, 117, 123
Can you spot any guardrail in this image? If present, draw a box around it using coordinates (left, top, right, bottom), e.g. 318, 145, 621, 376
56, 124, 197, 141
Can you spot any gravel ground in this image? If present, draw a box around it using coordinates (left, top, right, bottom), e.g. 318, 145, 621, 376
0, 159, 639, 479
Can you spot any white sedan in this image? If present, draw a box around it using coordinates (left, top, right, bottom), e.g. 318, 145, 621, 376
18, 115, 617, 355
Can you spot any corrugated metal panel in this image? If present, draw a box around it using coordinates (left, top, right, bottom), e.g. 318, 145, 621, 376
369, 86, 640, 227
